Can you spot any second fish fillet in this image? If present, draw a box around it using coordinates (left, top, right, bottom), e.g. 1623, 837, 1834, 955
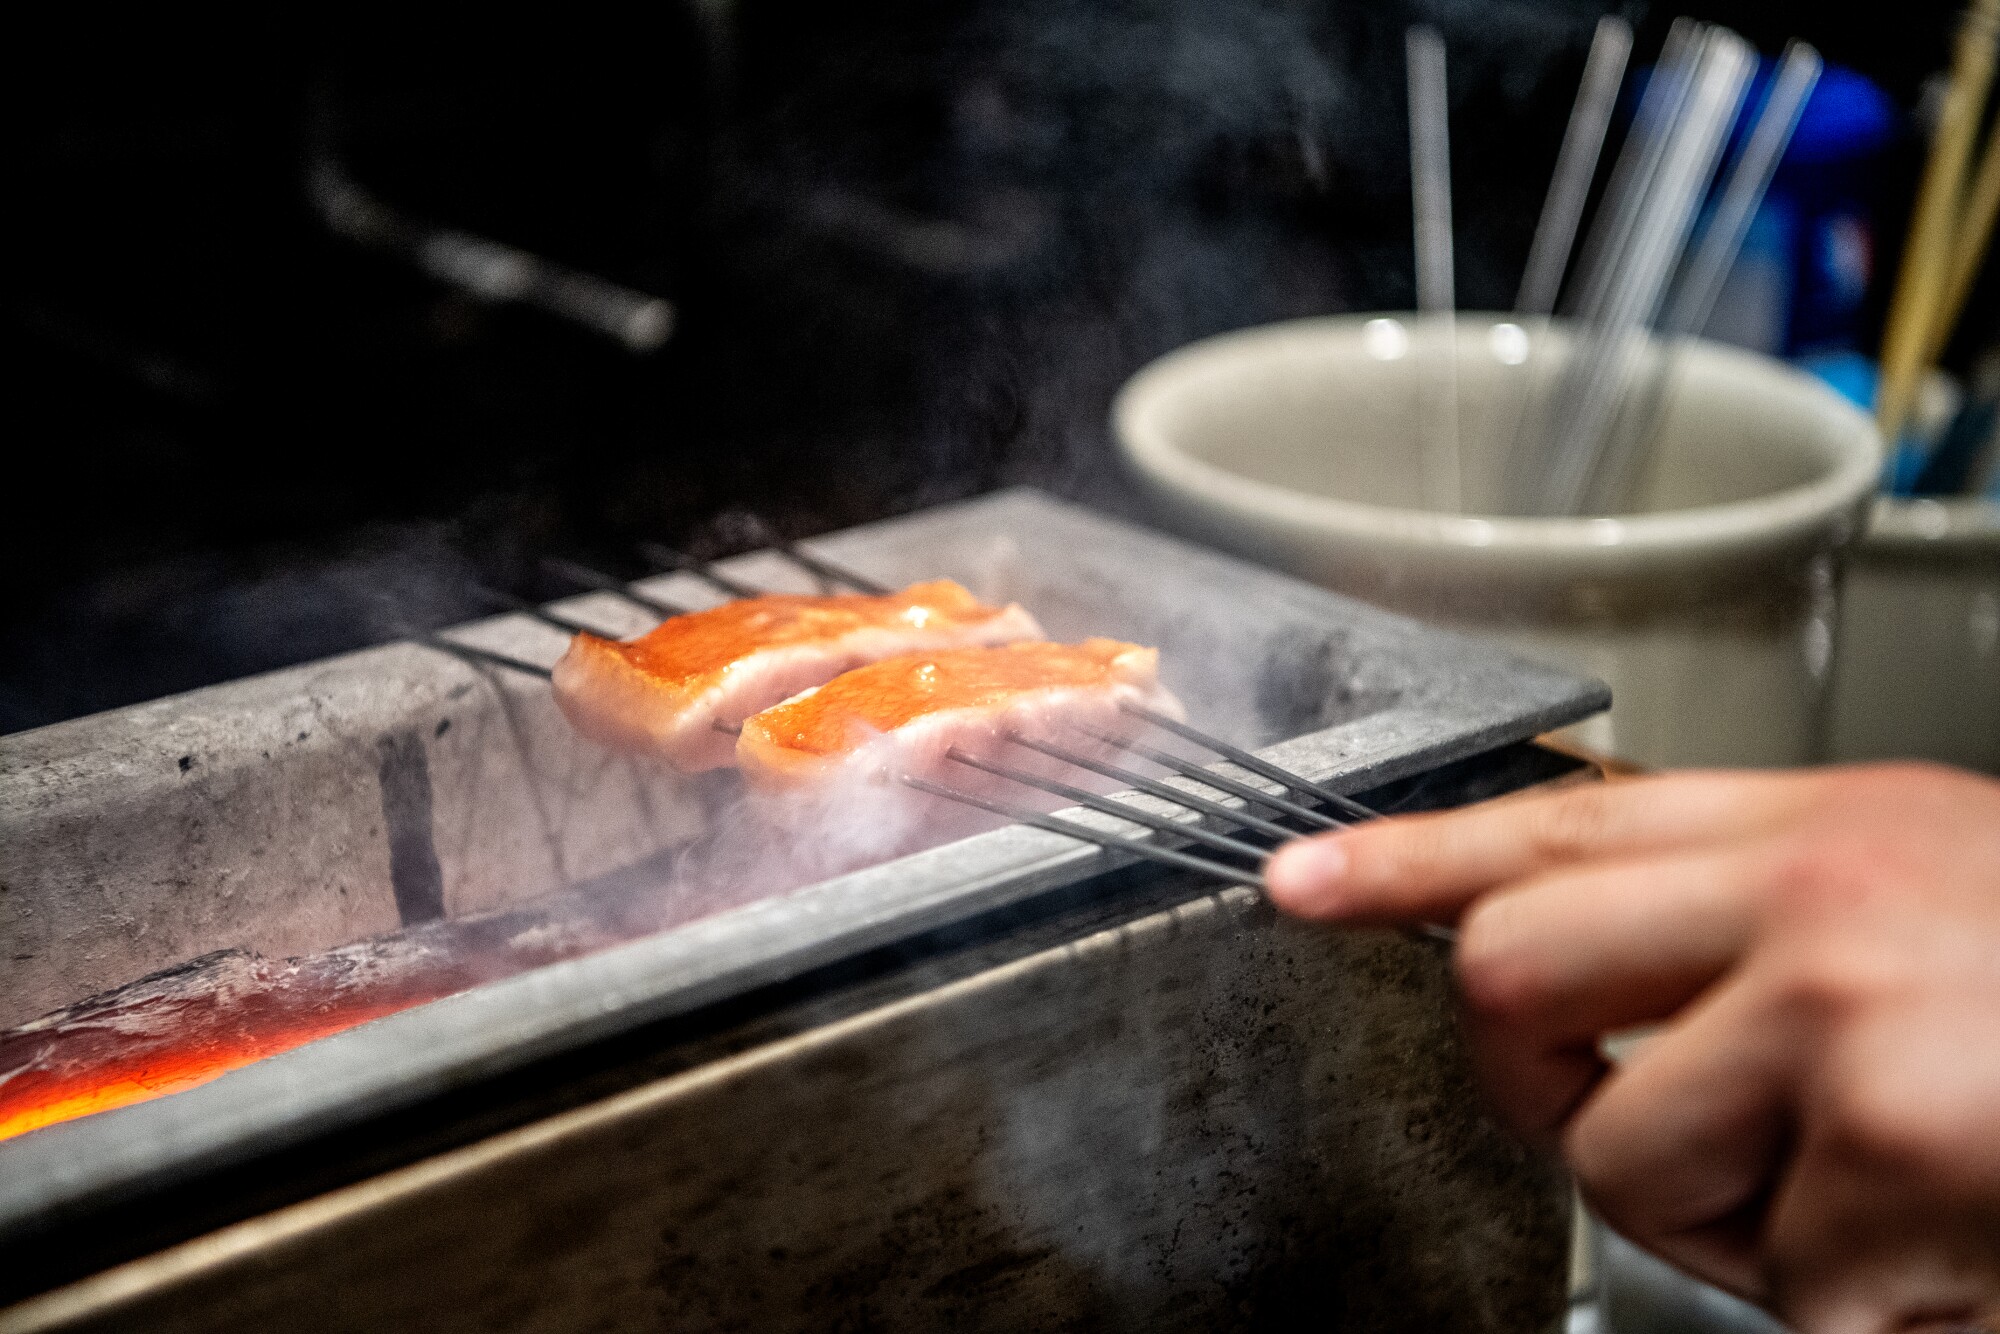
736, 639, 1184, 796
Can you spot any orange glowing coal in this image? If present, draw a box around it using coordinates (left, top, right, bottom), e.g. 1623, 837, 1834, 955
0, 901, 638, 1144
0, 1002, 431, 1142
0, 964, 443, 1143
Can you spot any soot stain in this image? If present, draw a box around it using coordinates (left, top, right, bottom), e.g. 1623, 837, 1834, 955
375, 729, 447, 925
1254, 628, 1398, 735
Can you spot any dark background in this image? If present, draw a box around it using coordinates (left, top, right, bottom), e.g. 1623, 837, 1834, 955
2, 0, 1981, 732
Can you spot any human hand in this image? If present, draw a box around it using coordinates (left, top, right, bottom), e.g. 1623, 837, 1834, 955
1265, 763, 2000, 1334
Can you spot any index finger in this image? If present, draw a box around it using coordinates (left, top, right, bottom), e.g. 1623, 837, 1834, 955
1265, 768, 1812, 926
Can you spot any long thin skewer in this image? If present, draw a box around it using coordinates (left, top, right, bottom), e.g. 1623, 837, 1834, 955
1407, 25, 1456, 322
540, 558, 689, 620
1506, 18, 1705, 508
900, 775, 1266, 889
637, 541, 767, 599
472, 584, 618, 639
1560, 19, 1704, 327
1118, 704, 1381, 821
906, 774, 1456, 945
729, 720, 1303, 845
1407, 24, 1462, 513
1582, 42, 1819, 512
1006, 733, 1300, 841
1535, 26, 1753, 516
770, 542, 891, 595
1516, 16, 1635, 317
1072, 725, 1344, 830
1663, 43, 1822, 341
1491, 15, 1633, 510
731, 512, 893, 593
414, 632, 555, 680
1567, 28, 1750, 512
945, 749, 1272, 863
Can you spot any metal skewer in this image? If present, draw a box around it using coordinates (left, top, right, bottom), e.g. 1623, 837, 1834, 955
1515, 16, 1634, 319
769, 542, 891, 595
945, 749, 1273, 863
1071, 726, 1344, 830
1523, 24, 1754, 516
413, 632, 555, 681
904, 773, 1455, 946
1661, 42, 1823, 343
1117, 704, 1381, 822
1581, 41, 1820, 514
900, 775, 1266, 890
539, 558, 689, 620
637, 542, 768, 600
1406, 24, 1462, 513
471, 585, 621, 638
1005, 733, 1300, 842
726, 513, 893, 594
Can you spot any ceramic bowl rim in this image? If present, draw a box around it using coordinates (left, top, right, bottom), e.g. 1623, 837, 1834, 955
1113, 313, 1885, 565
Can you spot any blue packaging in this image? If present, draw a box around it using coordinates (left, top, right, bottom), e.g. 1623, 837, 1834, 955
1699, 62, 1898, 358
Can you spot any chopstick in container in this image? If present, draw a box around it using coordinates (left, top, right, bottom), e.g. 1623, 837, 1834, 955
1662, 44, 1824, 343
1490, 16, 1633, 506
1406, 25, 1462, 513
1555, 20, 1705, 345
1505, 20, 1706, 512
1583, 41, 1822, 512
1516, 16, 1637, 320
1524, 25, 1756, 516
1924, 89, 2000, 370
1877, 0, 2000, 455
1572, 27, 1753, 505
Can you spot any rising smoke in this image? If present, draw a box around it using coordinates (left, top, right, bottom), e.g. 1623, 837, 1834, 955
700, 0, 1635, 524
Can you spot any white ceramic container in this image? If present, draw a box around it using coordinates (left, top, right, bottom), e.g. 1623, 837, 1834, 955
1829, 496, 2000, 774
1113, 314, 1883, 767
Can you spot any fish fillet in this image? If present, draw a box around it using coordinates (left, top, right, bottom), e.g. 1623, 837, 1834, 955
551, 580, 1042, 770
736, 639, 1184, 793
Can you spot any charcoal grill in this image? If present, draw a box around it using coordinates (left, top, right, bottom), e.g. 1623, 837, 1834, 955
0, 490, 1607, 1332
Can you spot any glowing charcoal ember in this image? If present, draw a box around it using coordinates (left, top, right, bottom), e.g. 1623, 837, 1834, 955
551, 580, 1042, 771
0, 907, 633, 1143
736, 636, 1176, 816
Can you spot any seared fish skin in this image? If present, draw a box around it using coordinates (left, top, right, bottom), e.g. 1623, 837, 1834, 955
737, 638, 1183, 793
552, 580, 1041, 770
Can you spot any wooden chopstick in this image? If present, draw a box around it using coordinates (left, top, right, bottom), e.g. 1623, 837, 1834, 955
1878, 0, 2000, 451
1926, 115, 2000, 367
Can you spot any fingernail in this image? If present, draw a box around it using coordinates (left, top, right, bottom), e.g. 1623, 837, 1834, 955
1266, 838, 1350, 913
